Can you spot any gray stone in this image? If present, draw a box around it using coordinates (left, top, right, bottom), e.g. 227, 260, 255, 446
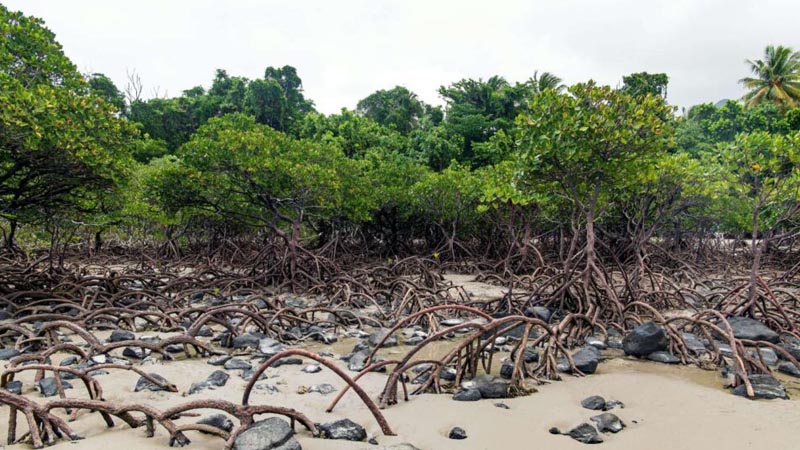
647, 351, 680, 364
453, 388, 481, 401
567, 423, 603, 444
347, 350, 370, 372
590, 413, 625, 433
188, 381, 210, 395
122, 347, 148, 359
368, 329, 397, 348
753, 348, 779, 366
206, 370, 230, 386
777, 362, 800, 378
623, 322, 668, 357
448, 426, 467, 440
358, 445, 420, 450
258, 338, 286, 356
224, 358, 252, 371
308, 384, 336, 395
38, 377, 73, 397
109, 330, 135, 342
585, 336, 608, 350
721, 317, 779, 343
525, 306, 553, 322
197, 414, 234, 434
232, 417, 301, 450
559, 346, 600, 374
319, 418, 367, 441
134, 373, 172, 392
6, 380, 22, 394
232, 333, 263, 349
681, 333, 707, 355
0, 348, 20, 360
510, 347, 539, 364
461, 374, 508, 399
732, 374, 788, 400
197, 326, 215, 337
581, 395, 606, 410
208, 355, 231, 366
499, 362, 514, 379
777, 343, 800, 361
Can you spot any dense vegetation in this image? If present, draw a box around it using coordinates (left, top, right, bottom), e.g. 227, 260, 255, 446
2, 3, 800, 291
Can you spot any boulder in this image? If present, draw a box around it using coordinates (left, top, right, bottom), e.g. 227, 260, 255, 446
721, 317, 779, 343
732, 374, 788, 400
461, 374, 508, 399
197, 414, 234, 434
232, 417, 301, 450
777, 362, 800, 378
558, 346, 600, 374
206, 370, 230, 387
448, 427, 467, 440
134, 373, 172, 392
109, 330, 135, 342
38, 378, 73, 397
6, 380, 22, 394
208, 355, 231, 366
453, 388, 481, 401
0, 348, 20, 360
318, 419, 367, 441
590, 413, 625, 433
224, 358, 252, 371
647, 351, 680, 364
623, 322, 668, 357
581, 395, 606, 411
567, 423, 603, 444
368, 329, 397, 348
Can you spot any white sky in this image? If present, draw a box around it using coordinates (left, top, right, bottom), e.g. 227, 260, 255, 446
6, 0, 799, 114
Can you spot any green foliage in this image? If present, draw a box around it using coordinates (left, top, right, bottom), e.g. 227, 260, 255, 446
356, 86, 426, 134
87, 73, 126, 113
298, 110, 409, 158
515, 82, 674, 212
621, 72, 669, 98
740, 45, 800, 109
0, 5, 134, 239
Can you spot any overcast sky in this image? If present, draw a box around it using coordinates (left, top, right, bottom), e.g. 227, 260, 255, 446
6, 0, 799, 114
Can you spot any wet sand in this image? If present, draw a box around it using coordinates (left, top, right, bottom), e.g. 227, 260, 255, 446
1, 275, 799, 450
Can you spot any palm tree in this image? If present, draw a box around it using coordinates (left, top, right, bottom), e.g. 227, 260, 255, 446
740, 45, 800, 109
529, 71, 565, 94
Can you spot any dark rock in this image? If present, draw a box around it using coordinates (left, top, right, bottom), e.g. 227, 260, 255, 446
681, 333, 707, 355
109, 330, 135, 342
623, 322, 668, 357
777, 362, 800, 378
510, 347, 539, 364
452, 388, 482, 401
198, 414, 234, 434
525, 306, 553, 322
208, 355, 231, 366
440, 367, 457, 381
448, 427, 467, 440
581, 395, 606, 410
604, 399, 625, 410
777, 343, 800, 361
732, 374, 788, 400
271, 358, 302, 368
197, 326, 215, 337
368, 329, 397, 348
232, 417, 301, 450
585, 336, 608, 350
567, 423, 603, 444
38, 377, 73, 397
404, 335, 424, 346
0, 348, 20, 360
461, 374, 508, 399
207, 370, 230, 387
224, 358, 252, 371
241, 368, 267, 382
232, 333, 263, 350
188, 381, 210, 395
559, 346, 600, 374
647, 351, 680, 364
494, 402, 510, 409
752, 348, 778, 366
347, 350, 370, 372
258, 338, 286, 356
499, 362, 514, 379
721, 317, 779, 343
6, 380, 22, 394
319, 418, 367, 441
590, 413, 625, 433
134, 373, 172, 392
122, 347, 148, 359
59, 356, 79, 366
